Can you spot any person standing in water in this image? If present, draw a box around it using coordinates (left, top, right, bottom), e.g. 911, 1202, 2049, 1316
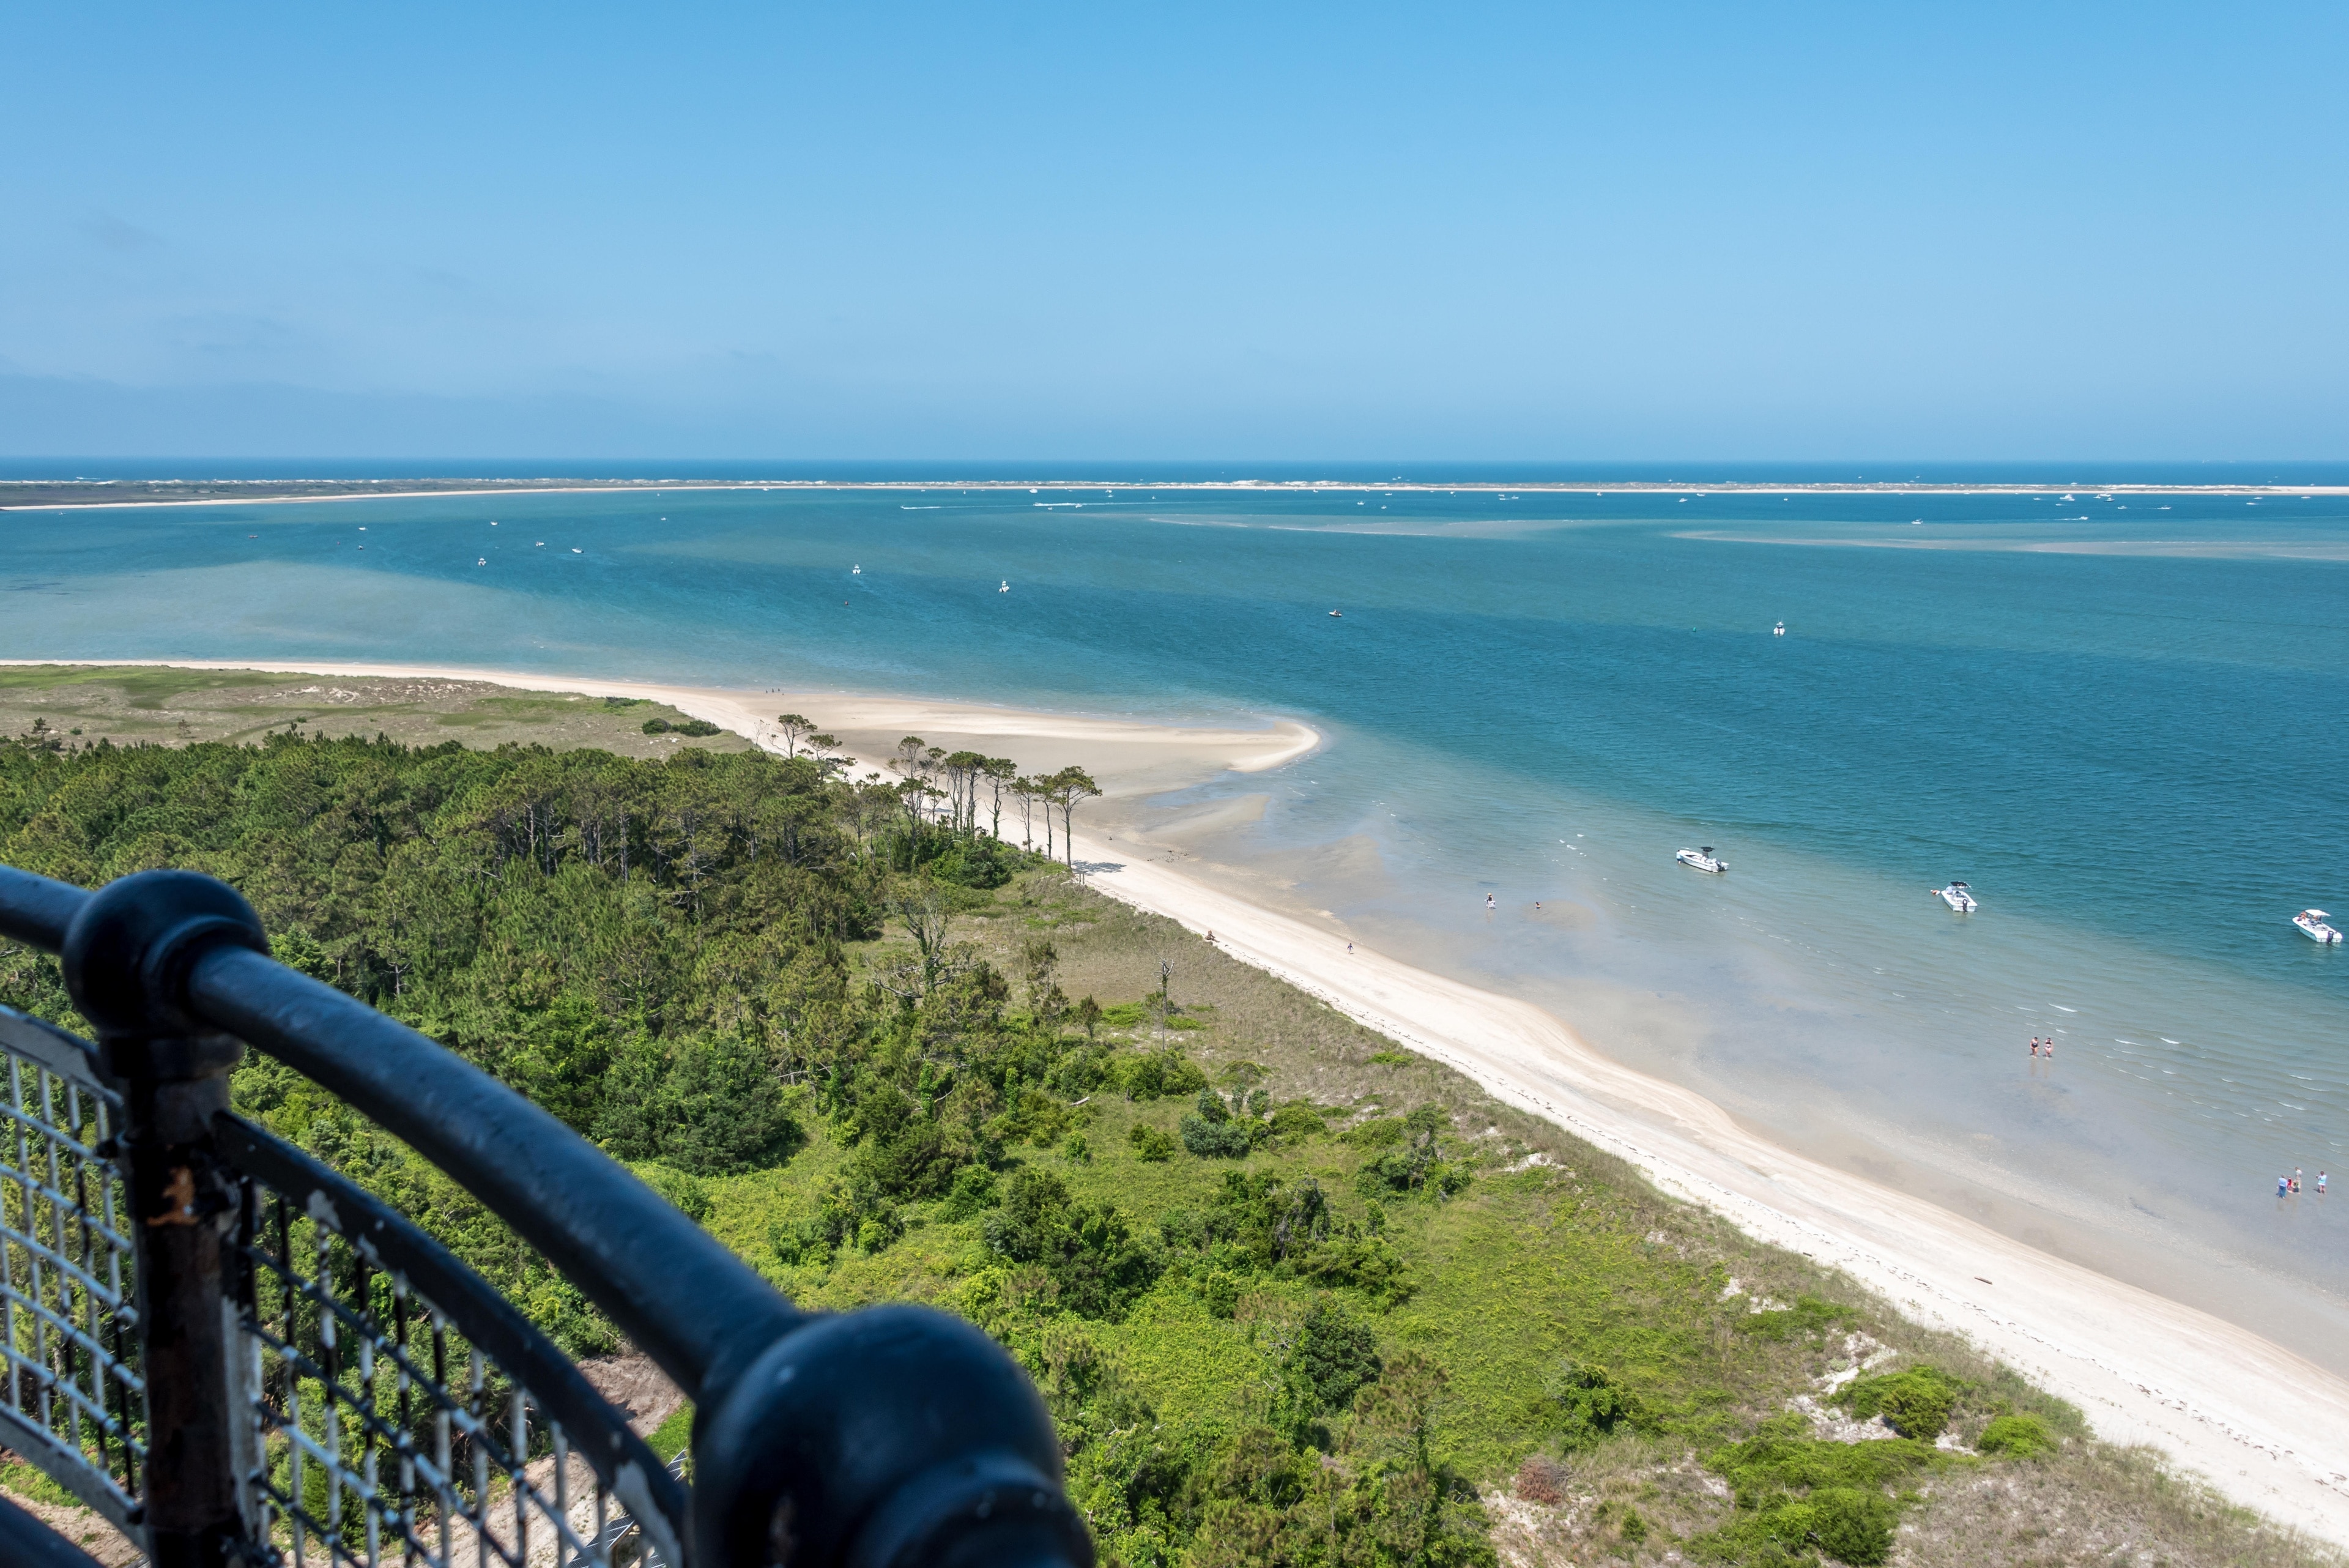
1486, 893, 1496, 911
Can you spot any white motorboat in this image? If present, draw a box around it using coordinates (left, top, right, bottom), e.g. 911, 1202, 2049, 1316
2293, 909, 2343, 945
1676, 846, 1727, 874
1937, 881, 1978, 913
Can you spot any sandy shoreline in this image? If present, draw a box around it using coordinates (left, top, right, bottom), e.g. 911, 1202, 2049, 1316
12, 658, 2348, 1542
1070, 838, 2349, 1544
0, 660, 1321, 787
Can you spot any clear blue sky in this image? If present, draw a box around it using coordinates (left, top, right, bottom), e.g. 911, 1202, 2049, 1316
3, 2, 2342, 460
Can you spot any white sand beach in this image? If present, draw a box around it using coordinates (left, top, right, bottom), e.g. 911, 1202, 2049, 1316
0, 660, 1319, 789
17, 659, 2348, 1543
1069, 834, 2349, 1545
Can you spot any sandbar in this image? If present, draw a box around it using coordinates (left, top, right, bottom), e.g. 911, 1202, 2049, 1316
6, 477, 2347, 511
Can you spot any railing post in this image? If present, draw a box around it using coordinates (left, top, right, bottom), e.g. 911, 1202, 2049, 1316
62, 872, 272, 1568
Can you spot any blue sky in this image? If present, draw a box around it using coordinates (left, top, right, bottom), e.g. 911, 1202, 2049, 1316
2, 2, 2343, 460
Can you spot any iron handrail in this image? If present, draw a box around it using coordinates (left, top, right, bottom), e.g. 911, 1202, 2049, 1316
0, 864, 1089, 1568
7, 863, 793, 1389
190, 945, 799, 1395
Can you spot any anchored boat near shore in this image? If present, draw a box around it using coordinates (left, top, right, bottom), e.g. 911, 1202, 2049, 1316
1676, 845, 1727, 873
1937, 881, 1978, 912
2293, 908, 2343, 945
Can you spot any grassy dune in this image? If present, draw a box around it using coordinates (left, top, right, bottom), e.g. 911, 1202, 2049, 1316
693, 874, 2330, 1567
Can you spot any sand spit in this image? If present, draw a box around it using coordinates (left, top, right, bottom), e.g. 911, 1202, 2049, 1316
9, 658, 2345, 1544
6, 478, 2347, 511
0, 660, 1319, 788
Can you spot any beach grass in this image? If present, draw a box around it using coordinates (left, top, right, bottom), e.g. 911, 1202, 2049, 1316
0, 663, 750, 757
662, 864, 2345, 1566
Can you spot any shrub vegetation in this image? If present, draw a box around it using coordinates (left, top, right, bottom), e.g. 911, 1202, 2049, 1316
1, 724, 2330, 1566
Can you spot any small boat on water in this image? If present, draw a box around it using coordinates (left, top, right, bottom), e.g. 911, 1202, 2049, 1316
1773, 620, 1785, 636
2293, 909, 2343, 945
1676, 846, 1727, 874
1329, 609, 1343, 617
1000, 580, 1010, 593
1937, 882, 1978, 913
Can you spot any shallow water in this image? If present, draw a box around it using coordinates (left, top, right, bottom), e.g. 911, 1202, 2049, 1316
5, 474, 2346, 1361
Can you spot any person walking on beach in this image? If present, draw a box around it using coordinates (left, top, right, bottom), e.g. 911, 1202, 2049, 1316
2320, 1171, 2329, 1194
2280, 1175, 2292, 1198
2030, 1037, 2041, 1057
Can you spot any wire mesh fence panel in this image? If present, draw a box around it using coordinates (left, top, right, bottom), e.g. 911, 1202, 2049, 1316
0, 1008, 145, 1540
223, 1121, 682, 1568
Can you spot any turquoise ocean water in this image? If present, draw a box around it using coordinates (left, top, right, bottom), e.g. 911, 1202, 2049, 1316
4, 470, 2345, 1361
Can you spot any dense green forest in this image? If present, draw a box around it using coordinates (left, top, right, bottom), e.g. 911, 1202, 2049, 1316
1, 727, 2315, 1568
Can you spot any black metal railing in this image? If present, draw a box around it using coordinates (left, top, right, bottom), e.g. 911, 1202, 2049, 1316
0, 866, 1091, 1568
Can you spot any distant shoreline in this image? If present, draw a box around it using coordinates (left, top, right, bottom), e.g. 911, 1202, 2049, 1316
5, 476, 2347, 510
